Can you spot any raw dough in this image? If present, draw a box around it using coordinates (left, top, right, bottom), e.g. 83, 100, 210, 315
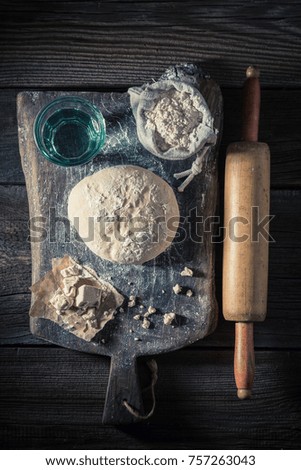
68, 165, 180, 264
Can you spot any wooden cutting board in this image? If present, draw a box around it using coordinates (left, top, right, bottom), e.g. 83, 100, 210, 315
17, 64, 222, 424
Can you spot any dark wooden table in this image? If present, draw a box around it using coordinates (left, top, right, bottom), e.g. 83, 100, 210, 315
0, 1, 301, 450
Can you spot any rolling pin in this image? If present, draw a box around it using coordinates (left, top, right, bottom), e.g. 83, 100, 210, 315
223, 66, 270, 399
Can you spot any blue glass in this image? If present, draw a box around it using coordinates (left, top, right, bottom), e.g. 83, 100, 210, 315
34, 96, 106, 166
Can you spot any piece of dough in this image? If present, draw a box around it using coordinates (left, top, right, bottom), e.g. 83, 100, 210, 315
68, 165, 180, 264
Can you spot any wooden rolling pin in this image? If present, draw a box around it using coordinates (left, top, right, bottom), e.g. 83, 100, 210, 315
223, 66, 270, 399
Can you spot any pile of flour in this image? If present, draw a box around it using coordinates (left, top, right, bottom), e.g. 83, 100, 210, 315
145, 89, 203, 152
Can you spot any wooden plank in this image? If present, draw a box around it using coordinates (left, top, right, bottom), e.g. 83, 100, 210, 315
0, 347, 300, 449
1, 89, 301, 187
206, 278, 301, 348
1, 2, 301, 88
0, 185, 31, 297
0, 186, 291, 281
2, 0, 301, 15
0, 0, 300, 450
1, 278, 300, 349
0, 186, 300, 347
0, 91, 21, 184
220, 90, 301, 189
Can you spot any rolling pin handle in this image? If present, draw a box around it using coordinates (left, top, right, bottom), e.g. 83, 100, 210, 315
234, 322, 255, 399
242, 66, 260, 142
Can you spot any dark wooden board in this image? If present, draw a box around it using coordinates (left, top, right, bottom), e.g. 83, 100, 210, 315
16, 68, 222, 423
1, 1, 301, 88
1, 347, 301, 450
2, 89, 301, 187
1, 0, 301, 450
1, 186, 300, 348
2, 279, 301, 349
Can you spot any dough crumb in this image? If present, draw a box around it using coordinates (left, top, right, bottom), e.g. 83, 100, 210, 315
142, 318, 151, 329
162, 289, 165, 294
133, 314, 141, 320
147, 306, 156, 314
186, 289, 193, 297
61, 263, 82, 278
30, 256, 124, 342
181, 266, 194, 277
101, 338, 106, 344
75, 284, 102, 309
128, 295, 136, 307
81, 307, 96, 320
134, 337, 140, 341
62, 275, 80, 295
163, 312, 176, 325
65, 286, 77, 299
119, 307, 124, 313
173, 283, 182, 295
49, 288, 73, 312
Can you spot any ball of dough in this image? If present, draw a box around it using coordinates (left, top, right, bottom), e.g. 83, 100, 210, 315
68, 165, 180, 264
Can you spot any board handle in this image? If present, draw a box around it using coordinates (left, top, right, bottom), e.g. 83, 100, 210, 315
102, 355, 144, 424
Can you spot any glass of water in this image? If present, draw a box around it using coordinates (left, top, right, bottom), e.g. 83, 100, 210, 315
34, 96, 106, 166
